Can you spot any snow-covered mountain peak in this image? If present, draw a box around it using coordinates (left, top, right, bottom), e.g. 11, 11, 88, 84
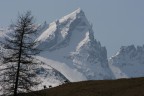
109, 45, 144, 79
59, 8, 85, 23
117, 45, 136, 55
36, 8, 92, 51
35, 9, 114, 80
112, 45, 144, 61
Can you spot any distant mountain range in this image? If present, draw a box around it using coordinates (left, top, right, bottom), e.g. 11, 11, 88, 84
0, 8, 144, 91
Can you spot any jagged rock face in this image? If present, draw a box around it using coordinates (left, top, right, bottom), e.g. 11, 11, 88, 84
110, 45, 144, 67
71, 31, 112, 79
109, 45, 144, 79
36, 8, 90, 51
36, 8, 114, 80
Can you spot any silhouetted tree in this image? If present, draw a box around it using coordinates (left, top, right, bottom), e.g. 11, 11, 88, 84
0, 11, 40, 96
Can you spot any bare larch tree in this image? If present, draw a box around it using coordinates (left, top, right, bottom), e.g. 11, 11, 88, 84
0, 11, 40, 96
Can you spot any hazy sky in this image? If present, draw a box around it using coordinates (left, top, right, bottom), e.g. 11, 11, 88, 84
0, 0, 144, 57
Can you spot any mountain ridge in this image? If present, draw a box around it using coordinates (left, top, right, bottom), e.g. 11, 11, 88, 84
35, 8, 114, 81
109, 45, 144, 79
0, 8, 144, 92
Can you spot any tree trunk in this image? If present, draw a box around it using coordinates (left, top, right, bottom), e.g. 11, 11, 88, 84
14, 30, 24, 96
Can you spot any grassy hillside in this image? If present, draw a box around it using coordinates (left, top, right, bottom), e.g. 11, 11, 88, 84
19, 77, 144, 96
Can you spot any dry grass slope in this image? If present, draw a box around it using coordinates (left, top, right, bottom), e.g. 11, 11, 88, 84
19, 77, 144, 96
